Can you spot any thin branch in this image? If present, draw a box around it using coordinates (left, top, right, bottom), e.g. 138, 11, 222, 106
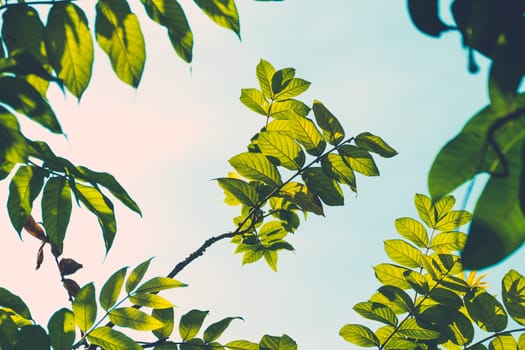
466, 327, 525, 349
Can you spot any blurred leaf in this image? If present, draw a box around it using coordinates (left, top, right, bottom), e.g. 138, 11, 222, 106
287, 114, 326, 156
257, 131, 305, 170
229, 152, 282, 187
302, 167, 344, 206
14, 325, 50, 350
312, 101, 344, 145
407, 0, 451, 37
109, 307, 164, 330
7, 165, 46, 235
256, 59, 275, 99
100, 267, 127, 311
47, 308, 75, 350
96, 0, 146, 86
338, 145, 379, 176
135, 277, 186, 294
72, 283, 96, 332
152, 308, 174, 339
46, 3, 94, 98
383, 239, 423, 268
129, 293, 173, 309
373, 263, 410, 289
193, 0, 240, 38
179, 309, 209, 341
490, 334, 517, 350
42, 177, 72, 247
126, 257, 153, 293
465, 288, 507, 332
0, 288, 32, 320
353, 302, 397, 327
239, 88, 269, 115
394, 217, 428, 248
87, 326, 141, 350
203, 316, 243, 342
339, 324, 379, 347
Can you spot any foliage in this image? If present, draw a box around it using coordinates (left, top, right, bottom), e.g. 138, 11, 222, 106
341, 193, 525, 349
407, 0, 525, 268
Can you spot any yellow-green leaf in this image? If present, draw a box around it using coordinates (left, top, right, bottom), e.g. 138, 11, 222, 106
229, 152, 282, 187
384, 239, 423, 268
193, 0, 240, 37
502, 269, 525, 325
179, 309, 208, 341
312, 101, 345, 145
414, 193, 436, 228
152, 308, 174, 339
435, 210, 472, 231
353, 302, 398, 326
87, 327, 141, 350
129, 293, 173, 309
48, 308, 75, 350
270, 99, 310, 120
321, 153, 357, 192
373, 263, 410, 289
433, 195, 456, 221
429, 232, 467, 253
95, 0, 145, 87
0, 107, 28, 165
256, 59, 275, 99
287, 114, 326, 156
100, 267, 127, 311
465, 288, 507, 332
135, 277, 186, 293
490, 335, 516, 350
397, 318, 439, 340
339, 324, 379, 347
257, 131, 305, 170
216, 177, 259, 207
355, 132, 397, 158
125, 257, 153, 294
72, 283, 96, 332
239, 88, 269, 116
302, 167, 344, 206
109, 307, 164, 330
338, 145, 379, 176
42, 177, 72, 248
46, 3, 93, 98
273, 78, 310, 101
394, 217, 429, 248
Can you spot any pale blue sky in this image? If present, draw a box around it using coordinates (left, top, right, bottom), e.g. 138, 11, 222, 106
1, 1, 523, 349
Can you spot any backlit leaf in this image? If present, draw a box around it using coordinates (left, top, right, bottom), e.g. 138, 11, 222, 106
502, 269, 525, 325
414, 193, 435, 228
271, 68, 295, 95
42, 177, 71, 247
47, 308, 75, 350
239, 88, 269, 115
273, 78, 310, 101
465, 288, 507, 332
435, 210, 472, 231
179, 309, 209, 341
355, 132, 397, 158
152, 308, 174, 339
96, 0, 146, 87
321, 153, 356, 192
217, 177, 259, 207
242, 247, 264, 265
100, 267, 127, 311
7, 165, 46, 235
427, 287, 462, 309
433, 195, 455, 221
257, 131, 305, 170
72, 283, 96, 332
203, 316, 242, 342
371, 286, 414, 314
229, 152, 282, 187
270, 99, 310, 119
373, 263, 410, 289
384, 239, 423, 268
394, 217, 428, 248
278, 182, 324, 216
490, 334, 517, 350
46, 3, 94, 98
126, 257, 153, 293
129, 293, 173, 309
135, 277, 186, 294
338, 145, 379, 176
397, 318, 439, 340
312, 101, 345, 145
193, 0, 239, 37
87, 326, 141, 350
259, 334, 297, 350
0, 107, 28, 165
302, 167, 344, 206
287, 114, 326, 156
429, 232, 467, 253
353, 302, 398, 326
256, 59, 275, 99
109, 307, 164, 330
225, 340, 258, 350
339, 324, 379, 347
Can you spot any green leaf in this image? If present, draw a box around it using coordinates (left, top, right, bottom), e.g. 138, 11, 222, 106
427, 287, 463, 308
217, 177, 259, 207
193, 0, 240, 38
7, 165, 46, 235
257, 131, 305, 170
338, 145, 379, 176
47, 308, 75, 350
259, 334, 297, 350
256, 59, 275, 99
394, 217, 428, 248
140, 0, 193, 62
72, 183, 117, 253
404, 270, 429, 294
42, 176, 72, 247
152, 308, 174, 339
0, 77, 61, 133
126, 257, 153, 293
271, 68, 295, 95
180, 338, 205, 350
414, 193, 435, 228
355, 132, 397, 158
397, 318, 439, 340
278, 182, 324, 216
273, 78, 310, 101
312, 101, 345, 145
339, 324, 379, 347
13, 325, 50, 350
321, 153, 357, 192
135, 277, 186, 294
100, 267, 127, 311
72, 283, 96, 332
179, 309, 209, 341
269, 99, 310, 119
302, 167, 344, 206
0, 309, 17, 350
489, 335, 517, 350
129, 293, 173, 309
433, 195, 456, 220
259, 221, 287, 246
287, 114, 326, 156
502, 269, 525, 325
0, 288, 32, 320
46, 3, 94, 98
0, 107, 28, 165
353, 302, 398, 326
76, 165, 142, 216
464, 288, 507, 332
371, 286, 414, 314
383, 239, 423, 268
229, 152, 282, 187
109, 307, 164, 330
225, 340, 258, 350
239, 88, 269, 115
429, 232, 467, 253
435, 210, 472, 231
203, 316, 242, 342
373, 263, 410, 289
96, 0, 146, 87
0, 161, 14, 181
242, 246, 264, 265
87, 326, 141, 350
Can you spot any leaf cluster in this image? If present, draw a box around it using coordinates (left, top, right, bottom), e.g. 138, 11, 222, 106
341, 193, 525, 349
218, 59, 397, 271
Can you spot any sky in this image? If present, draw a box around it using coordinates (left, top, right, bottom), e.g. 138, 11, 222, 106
1, 0, 524, 349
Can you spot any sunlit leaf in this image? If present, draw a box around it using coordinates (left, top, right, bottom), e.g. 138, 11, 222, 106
129, 293, 173, 309
203, 316, 242, 342
225, 340, 258, 350
46, 3, 94, 98
256, 59, 275, 99
270, 99, 310, 120
383, 239, 423, 268
278, 182, 324, 216
259, 221, 287, 246
414, 193, 435, 228
273, 78, 310, 101
126, 257, 153, 293
152, 308, 174, 339
242, 246, 264, 265
502, 269, 525, 325
355, 132, 397, 158
239, 88, 269, 115
263, 250, 278, 271
435, 210, 472, 231
339, 324, 379, 347
87, 326, 141, 350
109, 307, 164, 330
96, 0, 146, 86
371, 286, 414, 314
216, 177, 260, 207
179, 309, 209, 341
135, 277, 187, 294
394, 217, 428, 248
193, 0, 240, 37
257, 131, 305, 170
302, 167, 344, 206
321, 153, 356, 192
259, 334, 297, 350
0, 288, 32, 320
72, 283, 96, 332
0, 107, 28, 165
373, 263, 410, 289
490, 334, 517, 350
229, 152, 282, 187
287, 114, 326, 156
353, 302, 398, 326
271, 68, 295, 95
397, 318, 439, 340
312, 101, 345, 145
0, 309, 17, 350
100, 267, 127, 311
429, 232, 467, 253
465, 287, 507, 332
42, 177, 71, 247
427, 287, 462, 309
338, 145, 379, 176
47, 308, 75, 350
7, 165, 46, 235
433, 195, 455, 221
